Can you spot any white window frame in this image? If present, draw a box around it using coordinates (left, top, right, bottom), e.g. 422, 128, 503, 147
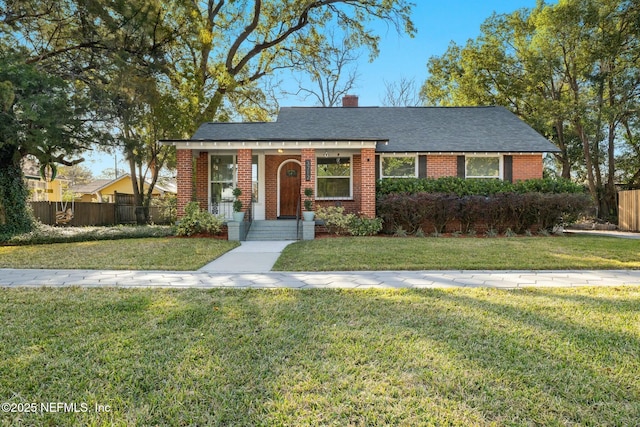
380, 154, 418, 178
316, 154, 353, 200
465, 155, 503, 179
209, 154, 238, 203
209, 153, 262, 219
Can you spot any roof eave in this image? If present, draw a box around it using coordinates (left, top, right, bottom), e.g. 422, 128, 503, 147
159, 139, 381, 150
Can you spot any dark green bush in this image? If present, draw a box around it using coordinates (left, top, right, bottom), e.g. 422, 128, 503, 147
377, 177, 586, 197
377, 192, 593, 234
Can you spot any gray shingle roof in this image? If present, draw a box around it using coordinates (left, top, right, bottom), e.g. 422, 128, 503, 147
190, 106, 558, 153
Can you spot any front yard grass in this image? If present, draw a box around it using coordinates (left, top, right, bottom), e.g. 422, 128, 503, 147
0, 287, 638, 426
0, 238, 239, 270
273, 235, 640, 271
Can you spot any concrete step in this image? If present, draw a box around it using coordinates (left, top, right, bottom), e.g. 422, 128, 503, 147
245, 220, 301, 241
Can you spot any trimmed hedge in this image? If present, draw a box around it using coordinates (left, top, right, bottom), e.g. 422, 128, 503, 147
377, 177, 586, 197
377, 192, 593, 234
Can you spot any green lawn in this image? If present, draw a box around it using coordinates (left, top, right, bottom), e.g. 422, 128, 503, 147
1, 235, 638, 272
274, 235, 640, 271
0, 238, 239, 270
0, 287, 638, 426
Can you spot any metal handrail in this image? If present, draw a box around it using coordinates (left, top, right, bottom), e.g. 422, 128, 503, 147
295, 195, 302, 240
243, 201, 253, 240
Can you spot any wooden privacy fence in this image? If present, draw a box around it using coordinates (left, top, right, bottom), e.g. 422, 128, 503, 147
618, 189, 640, 232
115, 192, 137, 224
31, 202, 116, 226
30, 201, 171, 226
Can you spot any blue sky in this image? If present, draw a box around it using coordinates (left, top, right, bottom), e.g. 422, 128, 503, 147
343, 0, 545, 106
87, 0, 546, 176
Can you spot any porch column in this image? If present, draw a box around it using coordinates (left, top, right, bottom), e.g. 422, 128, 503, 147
237, 149, 252, 213
195, 152, 209, 211
176, 149, 194, 218
360, 148, 376, 218
300, 148, 316, 210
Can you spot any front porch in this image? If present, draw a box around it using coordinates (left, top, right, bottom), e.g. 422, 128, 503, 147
174, 143, 377, 240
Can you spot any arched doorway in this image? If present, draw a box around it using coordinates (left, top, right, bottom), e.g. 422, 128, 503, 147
278, 160, 301, 218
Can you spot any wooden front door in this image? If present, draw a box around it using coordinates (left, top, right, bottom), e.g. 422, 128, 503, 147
279, 162, 301, 218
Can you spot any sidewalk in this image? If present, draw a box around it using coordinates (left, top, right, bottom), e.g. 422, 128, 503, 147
563, 229, 640, 239
1, 269, 639, 289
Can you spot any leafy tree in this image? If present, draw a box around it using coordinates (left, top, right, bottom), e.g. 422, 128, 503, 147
422, 0, 640, 220
0, 51, 96, 236
3, 0, 182, 224
98, 168, 129, 180
58, 164, 94, 186
2, 0, 415, 226
165, 0, 415, 128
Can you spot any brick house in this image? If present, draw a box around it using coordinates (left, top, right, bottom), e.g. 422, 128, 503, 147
163, 96, 558, 239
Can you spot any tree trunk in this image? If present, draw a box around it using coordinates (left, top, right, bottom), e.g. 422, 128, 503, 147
0, 148, 33, 236
554, 120, 571, 179
605, 123, 618, 222
576, 121, 598, 203
125, 152, 146, 225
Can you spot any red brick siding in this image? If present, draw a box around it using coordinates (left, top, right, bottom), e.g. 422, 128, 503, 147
426, 155, 458, 178
176, 149, 193, 218
512, 154, 543, 181
237, 149, 252, 212
314, 150, 375, 217
180, 151, 545, 220
425, 154, 543, 180
195, 152, 209, 211
360, 148, 376, 218
300, 149, 316, 212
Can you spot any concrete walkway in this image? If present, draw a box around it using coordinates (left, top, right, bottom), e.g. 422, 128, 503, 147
564, 229, 640, 239
198, 240, 294, 273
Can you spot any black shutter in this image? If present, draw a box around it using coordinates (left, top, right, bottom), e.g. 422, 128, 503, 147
504, 155, 513, 183
418, 155, 427, 178
457, 155, 465, 178
375, 155, 380, 181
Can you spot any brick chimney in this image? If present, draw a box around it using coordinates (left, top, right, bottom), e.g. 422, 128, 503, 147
342, 95, 359, 107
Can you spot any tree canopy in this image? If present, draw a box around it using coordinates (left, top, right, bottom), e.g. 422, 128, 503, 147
422, 0, 640, 220
0, 0, 415, 232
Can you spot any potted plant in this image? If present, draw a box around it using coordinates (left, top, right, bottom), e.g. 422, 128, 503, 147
232, 187, 244, 221
303, 187, 315, 221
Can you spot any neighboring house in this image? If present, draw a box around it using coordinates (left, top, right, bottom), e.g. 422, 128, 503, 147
72, 174, 176, 203
162, 96, 559, 222
22, 157, 71, 202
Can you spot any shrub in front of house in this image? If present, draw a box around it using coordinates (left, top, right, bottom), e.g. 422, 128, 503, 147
3, 223, 174, 245
316, 206, 383, 236
175, 202, 225, 237
377, 191, 592, 235
348, 216, 383, 236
